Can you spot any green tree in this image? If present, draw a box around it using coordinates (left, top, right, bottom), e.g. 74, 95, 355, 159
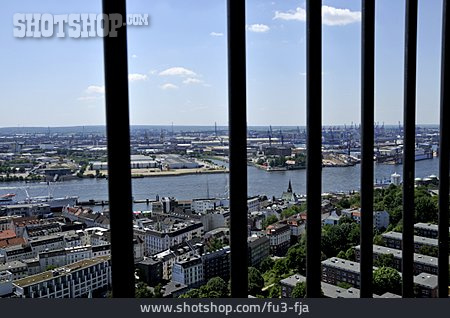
373, 234, 384, 246
291, 282, 306, 298
273, 258, 289, 276
337, 282, 353, 289
345, 247, 355, 261
373, 267, 401, 295
268, 284, 281, 298
374, 254, 395, 268
262, 215, 278, 229
418, 245, 438, 257
286, 243, 307, 275
337, 250, 346, 259
260, 257, 275, 273
153, 284, 163, 298
206, 238, 225, 253
205, 277, 229, 297
248, 267, 264, 295
135, 282, 154, 298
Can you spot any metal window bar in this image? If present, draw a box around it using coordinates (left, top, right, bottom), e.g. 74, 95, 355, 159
402, 0, 418, 298
102, 0, 136, 297
438, 0, 450, 299
360, 0, 375, 298
227, 0, 249, 298
306, 0, 323, 298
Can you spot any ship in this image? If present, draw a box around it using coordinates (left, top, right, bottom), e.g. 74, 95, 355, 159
17, 187, 78, 212
0, 193, 16, 206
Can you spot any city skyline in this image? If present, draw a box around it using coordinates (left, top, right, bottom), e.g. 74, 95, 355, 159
0, 0, 445, 127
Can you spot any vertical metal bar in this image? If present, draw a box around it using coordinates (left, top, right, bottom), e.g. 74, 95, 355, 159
227, 0, 249, 298
402, 0, 418, 298
102, 0, 135, 297
306, 0, 322, 298
360, 0, 375, 298
438, 0, 450, 299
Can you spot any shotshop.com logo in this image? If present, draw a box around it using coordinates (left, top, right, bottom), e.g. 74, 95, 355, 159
13, 13, 149, 38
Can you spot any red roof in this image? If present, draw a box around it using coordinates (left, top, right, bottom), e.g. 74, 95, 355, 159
0, 229, 16, 240
0, 237, 25, 248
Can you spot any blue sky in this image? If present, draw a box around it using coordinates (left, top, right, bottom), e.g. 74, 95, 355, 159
0, 0, 444, 127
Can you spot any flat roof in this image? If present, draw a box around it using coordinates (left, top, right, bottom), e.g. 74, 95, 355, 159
322, 257, 360, 273
381, 232, 438, 246
13, 256, 110, 288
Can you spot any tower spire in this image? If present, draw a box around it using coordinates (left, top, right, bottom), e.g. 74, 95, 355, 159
287, 180, 293, 193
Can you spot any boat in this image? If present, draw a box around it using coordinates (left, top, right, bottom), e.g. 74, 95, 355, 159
0, 193, 17, 206
17, 187, 78, 212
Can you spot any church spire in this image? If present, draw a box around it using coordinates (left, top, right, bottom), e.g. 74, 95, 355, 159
287, 180, 293, 193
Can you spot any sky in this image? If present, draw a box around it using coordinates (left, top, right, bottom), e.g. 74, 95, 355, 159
0, 0, 445, 127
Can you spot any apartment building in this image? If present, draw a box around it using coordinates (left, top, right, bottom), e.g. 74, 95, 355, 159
247, 235, 270, 268
381, 232, 438, 252
321, 257, 361, 288
414, 223, 450, 239
172, 255, 204, 288
202, 246, 230, 282
138, 220, 203, 256
354, 244, 449, 275
266, 223, 290, 256
13, 256, 111, 298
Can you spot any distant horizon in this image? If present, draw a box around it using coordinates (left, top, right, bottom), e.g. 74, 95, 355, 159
0, 123, 441, 131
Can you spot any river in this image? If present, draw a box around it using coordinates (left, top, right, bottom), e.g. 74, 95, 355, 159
0, 158, 440, 210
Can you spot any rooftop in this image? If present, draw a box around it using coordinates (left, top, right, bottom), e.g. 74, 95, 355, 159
322, 257, 360, 273
13, 255, 110, 288
381, 232, 438, 246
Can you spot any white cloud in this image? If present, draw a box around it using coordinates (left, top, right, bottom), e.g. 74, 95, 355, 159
210, 32, 224, 37
85, 85, 105, 94
247, 24, 270, 33
160, 83, 178, 90
274, 8, 306, 21
132, 54, 138, 58
129, 73, 148, 82
77, 96, 101, 102
159, 67, 197, 77
183, 78, 203, 85
274, 6, 361, 26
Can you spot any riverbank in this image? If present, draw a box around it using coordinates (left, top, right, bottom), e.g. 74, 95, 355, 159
83, 167, 229, 178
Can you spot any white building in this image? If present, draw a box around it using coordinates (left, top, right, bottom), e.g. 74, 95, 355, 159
13, 256, 111, 298
0, 270, 13, 297
138, 221, 203, 256
172, 255, 203, 287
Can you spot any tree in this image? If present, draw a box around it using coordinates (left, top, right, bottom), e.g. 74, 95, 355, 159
373, 234, 384, 246
374, 254, 394, 268
418, 245, 438, 257
262, 215, 278, 229
273, 258, 289, 276
248, 267, 264, 295
260, 257, 275, 273
286, 243, 306, 275
337, 282, 353, 289
373, 267, 401, 295
135, 282, 154, 298
268, 284, 281, 298
291, 282, 306, 298
205, 277, 228, 297
206, 238, 225, 253
336, 250, 346, 259
153, 284, 163, 298
345, 247, 355, 261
